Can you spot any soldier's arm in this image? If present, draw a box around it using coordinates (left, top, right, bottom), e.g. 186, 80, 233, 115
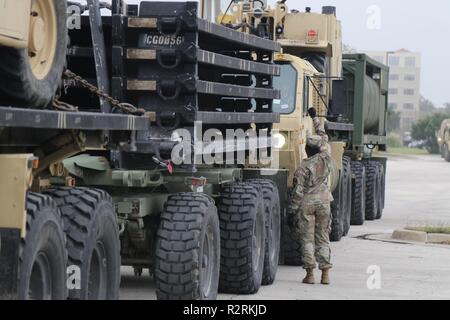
313, 117, 329, 145
289, 167, 309, 211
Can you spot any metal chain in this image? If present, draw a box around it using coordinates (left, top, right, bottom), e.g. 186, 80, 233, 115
59, 69, 145, 116
53, 98, 78, 111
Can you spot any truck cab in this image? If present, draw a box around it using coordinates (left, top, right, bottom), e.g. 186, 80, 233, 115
272, 53, 317, 187
232, 1, 388, 246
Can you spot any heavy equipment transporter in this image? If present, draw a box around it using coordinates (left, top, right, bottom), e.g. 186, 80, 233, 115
0, 0, 389, 299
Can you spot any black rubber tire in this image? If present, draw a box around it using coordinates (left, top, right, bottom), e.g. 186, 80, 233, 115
330, 163, 345, 242
44, 187, 121, 300
342, 157, 352, 236
0, 1, 67, 107
350, 161, 366, 226
218, 183, 266, 294
281, 205, 303, 266
247, 179, 281, 286
445, 145, 450, 162
18, 193, 67, 300
375, 163, 385, 220
364, 163, 379, 221
380, 163, 386, 210
155, 193, 220, 300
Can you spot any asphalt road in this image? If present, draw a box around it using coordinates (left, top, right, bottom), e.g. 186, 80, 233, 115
119, 154, 450, 300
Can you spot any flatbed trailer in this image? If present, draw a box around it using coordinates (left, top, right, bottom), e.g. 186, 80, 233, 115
0, 0, 286, 300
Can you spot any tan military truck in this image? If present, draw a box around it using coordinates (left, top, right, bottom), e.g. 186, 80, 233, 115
0, 0, 287, 300
226, 1, 388, 261
0, 0, 67, 107
0, 0, 70, 300
0, 0, 387, 299
437, 119, 450, 161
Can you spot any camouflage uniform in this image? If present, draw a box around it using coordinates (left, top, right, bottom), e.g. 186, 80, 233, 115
289, 117, 333, 270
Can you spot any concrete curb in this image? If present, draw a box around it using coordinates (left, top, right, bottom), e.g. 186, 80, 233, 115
427, 233, 450, 245
392, 229, 427, 242
392, 229, 450, 245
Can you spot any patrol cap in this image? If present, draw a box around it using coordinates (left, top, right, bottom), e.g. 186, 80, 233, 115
306, 135, 322, 148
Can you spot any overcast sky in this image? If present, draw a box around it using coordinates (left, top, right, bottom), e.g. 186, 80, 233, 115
122, 0, 450, 106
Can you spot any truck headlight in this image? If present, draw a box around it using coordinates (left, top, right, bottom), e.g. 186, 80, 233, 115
273, 133, 287, 149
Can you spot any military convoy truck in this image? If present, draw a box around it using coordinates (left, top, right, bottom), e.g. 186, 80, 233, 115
0, 0, 289, 300
437, 119, 450, 161
0, 0, 388, 300
224, 1, 388, 259
277, 2, 388, 242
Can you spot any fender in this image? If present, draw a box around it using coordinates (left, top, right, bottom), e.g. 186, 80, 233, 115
0, 0, 32, 49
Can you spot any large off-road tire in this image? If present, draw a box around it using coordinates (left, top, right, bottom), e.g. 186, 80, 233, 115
44, 188, 121, 300
445, 145, 450, 162
218, 183, 266, 294
375, 162, 386, 220
155, 193, 220, 300
350, 161, 366, 226
18, 193, 67, 300
281, 208, 303, 267
247, 180, 281, 286
364, 162, 379, 221
0, 0, 67, 107
330, 195, 343, 241
342, 157, 352, 236
380, 163, 386, 210
330, 164, 345, 242
281, 206, 303, 266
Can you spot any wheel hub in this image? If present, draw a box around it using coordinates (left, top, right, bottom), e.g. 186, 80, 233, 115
88, 242, 107, 300
200, 226, 215, 298
252, 216, 263, 272
28, 0, 57, 80
30, 16, 46, 53
29, 252, 52, 300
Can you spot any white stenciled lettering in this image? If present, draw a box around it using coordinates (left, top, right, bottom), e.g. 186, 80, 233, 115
145, 34, 185, 46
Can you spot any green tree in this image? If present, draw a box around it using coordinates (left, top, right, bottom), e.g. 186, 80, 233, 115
444, 103, 450, 112
412, 112, 450, 153
419, 96, 435, 116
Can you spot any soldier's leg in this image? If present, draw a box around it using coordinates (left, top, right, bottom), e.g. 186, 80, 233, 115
299, 204, 317, 270
314, 203, 333, 270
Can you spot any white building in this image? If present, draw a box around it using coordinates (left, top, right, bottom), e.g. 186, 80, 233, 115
365, 49, 422, 132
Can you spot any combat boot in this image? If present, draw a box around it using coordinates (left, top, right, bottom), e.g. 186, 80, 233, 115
302, 269, 315, 284
321, 268, 331, 285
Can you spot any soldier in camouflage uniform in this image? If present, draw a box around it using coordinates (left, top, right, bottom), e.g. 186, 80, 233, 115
288, 108, 333, 285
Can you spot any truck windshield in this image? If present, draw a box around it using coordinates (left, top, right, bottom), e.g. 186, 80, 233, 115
273, 63, 298, 114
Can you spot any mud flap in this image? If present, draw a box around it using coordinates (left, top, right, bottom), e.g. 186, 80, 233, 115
0, 228, 20, 300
